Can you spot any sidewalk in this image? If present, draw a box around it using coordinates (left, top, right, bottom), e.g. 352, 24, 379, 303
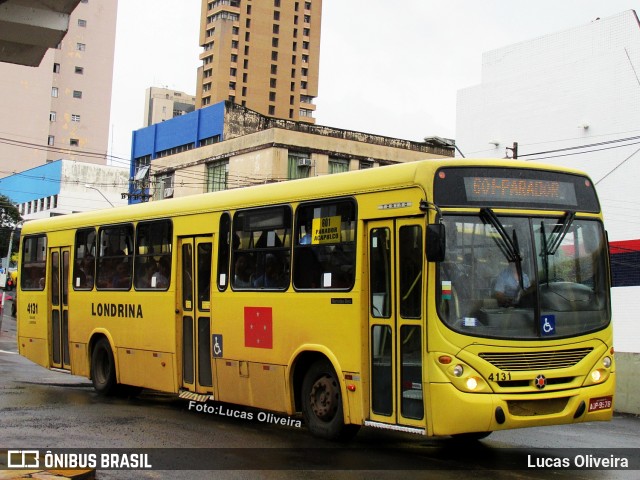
0, 469, 95, 480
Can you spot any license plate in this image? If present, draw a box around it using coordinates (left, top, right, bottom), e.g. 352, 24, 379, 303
588, 395, 613, 412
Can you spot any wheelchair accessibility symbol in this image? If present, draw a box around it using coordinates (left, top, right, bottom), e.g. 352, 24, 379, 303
212, 334, 223, 358
540, 315, 556, 336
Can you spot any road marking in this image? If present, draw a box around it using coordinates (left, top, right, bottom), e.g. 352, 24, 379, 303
0, 349, 18, 354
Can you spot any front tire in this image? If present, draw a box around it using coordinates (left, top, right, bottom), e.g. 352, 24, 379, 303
91, 338, 117, 396
301, 359, 359, 441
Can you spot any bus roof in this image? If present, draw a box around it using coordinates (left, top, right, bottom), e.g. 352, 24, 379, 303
20, 158, 593, 234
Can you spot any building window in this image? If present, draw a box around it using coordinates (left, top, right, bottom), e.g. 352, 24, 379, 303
70, 138, 79, 147
49, 111, 57, 122
75, 66, 84, 74
329, 158, 349, 174
269, 105, 275, 115
78, 19, 87, 27
360, 160, 374, 169
274, 11, 280, 21
71, 114, 81, 122
269, 92, 276, 102
270, 78, 277, 88
53, 63, 60, 73
271, 51, 278, 61
272, 38, 279, 48
207, 159, 228, 192
47, 135, 55, 146
77, 43, 86, 51
51, 87, 58, 98
271, 65, 278, 75
288, 152, 311, 180
158, 174, 174, 200
73, 90, 83, 99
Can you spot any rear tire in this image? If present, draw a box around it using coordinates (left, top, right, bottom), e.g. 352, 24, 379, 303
91, 338, 117, 396
301, 359, 359, 441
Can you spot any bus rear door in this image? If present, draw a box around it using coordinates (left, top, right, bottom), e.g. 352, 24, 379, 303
49, 247, 71, 370
368, 219, 426, 432
178, 236, 214, 397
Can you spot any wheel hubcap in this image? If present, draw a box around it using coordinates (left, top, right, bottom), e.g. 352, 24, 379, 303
309, 374, 339, 421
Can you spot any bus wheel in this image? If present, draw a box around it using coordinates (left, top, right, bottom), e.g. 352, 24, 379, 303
302, 360, 358, 441
91, 338, 117, 396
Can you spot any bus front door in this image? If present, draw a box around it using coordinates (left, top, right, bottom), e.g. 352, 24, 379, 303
49, 247, 71, 370
368, 219, 425, 430
178, 237, 214, 396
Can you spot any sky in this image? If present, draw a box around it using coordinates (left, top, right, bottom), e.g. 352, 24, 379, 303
108, 0, 640, 168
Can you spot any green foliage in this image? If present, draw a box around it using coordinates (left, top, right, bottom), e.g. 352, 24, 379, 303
0, 194, 22, 262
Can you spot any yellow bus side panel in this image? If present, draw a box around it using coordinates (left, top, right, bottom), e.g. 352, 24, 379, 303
215, 360, 287, 412
117, 348, 176, 392
18, 337, 49, 369
69, 342, 89, 378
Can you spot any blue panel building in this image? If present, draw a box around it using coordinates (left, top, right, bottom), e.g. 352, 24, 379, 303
129, 102, 226, 204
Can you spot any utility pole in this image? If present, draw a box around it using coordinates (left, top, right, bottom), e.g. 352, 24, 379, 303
506, 142, 519, 159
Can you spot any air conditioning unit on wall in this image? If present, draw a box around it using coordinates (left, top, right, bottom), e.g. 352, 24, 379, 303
297, 158, 311, 167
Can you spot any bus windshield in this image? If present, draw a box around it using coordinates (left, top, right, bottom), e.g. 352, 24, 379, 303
437, 213, 610, 340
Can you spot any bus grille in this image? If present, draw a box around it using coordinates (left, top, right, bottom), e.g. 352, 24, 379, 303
479, 348, 593, 371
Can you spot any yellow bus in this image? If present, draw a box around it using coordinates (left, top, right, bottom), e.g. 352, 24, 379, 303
17, 159, 614, 440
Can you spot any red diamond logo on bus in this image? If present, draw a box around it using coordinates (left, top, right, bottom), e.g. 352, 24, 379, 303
534, 374, 546, 389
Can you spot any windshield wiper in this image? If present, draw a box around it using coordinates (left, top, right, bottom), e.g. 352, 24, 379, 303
480, 208, 521, 262
546, 211, 576, 255
480, 208, 526, 289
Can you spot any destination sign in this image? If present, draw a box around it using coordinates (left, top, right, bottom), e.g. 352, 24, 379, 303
433, 167, 600, 212
463, 177, 577, 206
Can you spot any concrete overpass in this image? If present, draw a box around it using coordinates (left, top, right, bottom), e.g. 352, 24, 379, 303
0, 0, 81, 66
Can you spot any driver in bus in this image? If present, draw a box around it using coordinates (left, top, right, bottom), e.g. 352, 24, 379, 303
494, 261, 531, 307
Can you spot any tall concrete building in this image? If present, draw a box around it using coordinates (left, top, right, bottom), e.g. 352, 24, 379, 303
0, 0, 118, 178
143, 87, 197, 127
196, 0, 321, 124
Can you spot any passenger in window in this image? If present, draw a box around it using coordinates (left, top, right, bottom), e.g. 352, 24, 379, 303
252, 253, 286, 288
75, 256, 95, 288
494, 262, 530, 307
151, 257, 170, 288
111, 262, 131, 289
233, 254, 253, 288
299, 219, 313, 245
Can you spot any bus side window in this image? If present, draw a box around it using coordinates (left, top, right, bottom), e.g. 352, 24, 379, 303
97, 224, 134, 290
293, 199, 357, 290
134, 220, 172, 290
21, 235, 47, 291
74, 228, 96, 290
231, 206, 291, 290
217, 213, 231, 291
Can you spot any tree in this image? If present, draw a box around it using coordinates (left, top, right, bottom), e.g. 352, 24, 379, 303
0, 194, 22, 266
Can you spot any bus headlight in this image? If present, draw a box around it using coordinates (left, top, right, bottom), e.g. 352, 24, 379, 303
603, 356, 612, 369
453, 365, 464, 377
591, 370, 602, 383
466, 377, 479, 390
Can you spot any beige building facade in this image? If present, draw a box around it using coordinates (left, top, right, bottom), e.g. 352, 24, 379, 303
0, 0, 118, 178
140, 103, 453, 201
143, 87, 197, 127
196, 0, 321, 124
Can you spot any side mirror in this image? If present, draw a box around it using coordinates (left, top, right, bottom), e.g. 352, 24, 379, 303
426, 223, 446, 262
